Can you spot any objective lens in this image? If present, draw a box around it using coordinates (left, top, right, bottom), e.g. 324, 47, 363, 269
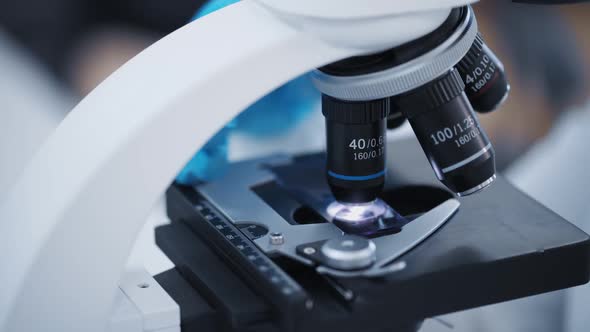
456, 33, 510, 113
386, 111, 407, 130
394, 69, 496, 196
323, 95, 389, 203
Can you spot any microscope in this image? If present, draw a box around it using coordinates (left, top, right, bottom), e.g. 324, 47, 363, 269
0, 1, 588, 332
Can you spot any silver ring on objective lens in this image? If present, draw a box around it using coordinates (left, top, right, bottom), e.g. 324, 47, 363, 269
441, 143, 493, 174
457, 174, 496, 197
311, 7, 478, 101
321, 235, 377, 270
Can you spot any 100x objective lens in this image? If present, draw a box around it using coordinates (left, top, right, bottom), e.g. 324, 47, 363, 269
395, 69, 496, 195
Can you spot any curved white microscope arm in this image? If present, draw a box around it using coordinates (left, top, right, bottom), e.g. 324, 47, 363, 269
0, 1, 468, 331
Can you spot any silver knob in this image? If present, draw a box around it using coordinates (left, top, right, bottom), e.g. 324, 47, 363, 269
321, 235, 376, 270
269, 232, 285, 245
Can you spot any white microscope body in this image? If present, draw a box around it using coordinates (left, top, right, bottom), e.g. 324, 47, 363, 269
0, 1, 476, 331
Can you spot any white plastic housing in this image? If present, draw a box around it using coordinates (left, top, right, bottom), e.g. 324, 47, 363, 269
0, 1, 475, 331
257, 0, 477, 19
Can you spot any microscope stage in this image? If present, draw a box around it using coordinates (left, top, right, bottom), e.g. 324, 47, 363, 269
157, 137, 590, 332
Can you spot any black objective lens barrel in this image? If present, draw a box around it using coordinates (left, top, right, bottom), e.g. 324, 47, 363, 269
323, 95, 389, 203
395, 69, 496, 196
457, 33, 510, 113
386, 111, 407, 130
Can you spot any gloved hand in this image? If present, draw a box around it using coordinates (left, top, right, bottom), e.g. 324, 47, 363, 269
176, 0, 320, 185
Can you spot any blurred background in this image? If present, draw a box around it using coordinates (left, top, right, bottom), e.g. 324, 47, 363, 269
1, 0, 590, 331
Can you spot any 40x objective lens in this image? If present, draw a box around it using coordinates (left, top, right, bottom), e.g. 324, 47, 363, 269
323, 95, 389, 203
395, 69, 496, 196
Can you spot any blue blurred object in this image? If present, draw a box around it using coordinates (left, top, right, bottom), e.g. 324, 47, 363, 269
175, 121, 236, 184
235, 76, 319, 138
194, 0, 239, 17
176, 0, 319, 185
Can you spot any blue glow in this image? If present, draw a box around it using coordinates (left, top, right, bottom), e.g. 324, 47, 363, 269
327, 170, 386, 181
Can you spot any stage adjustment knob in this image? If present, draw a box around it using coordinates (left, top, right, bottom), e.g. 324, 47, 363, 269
321, 235, 376, 270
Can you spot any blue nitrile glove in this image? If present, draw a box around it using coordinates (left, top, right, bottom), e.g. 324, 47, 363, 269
176, 0, 319, 185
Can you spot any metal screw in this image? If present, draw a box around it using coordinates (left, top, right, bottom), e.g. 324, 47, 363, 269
341, 239, 355, 247
269, 232, 284, 245
303, 247, 316, 255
